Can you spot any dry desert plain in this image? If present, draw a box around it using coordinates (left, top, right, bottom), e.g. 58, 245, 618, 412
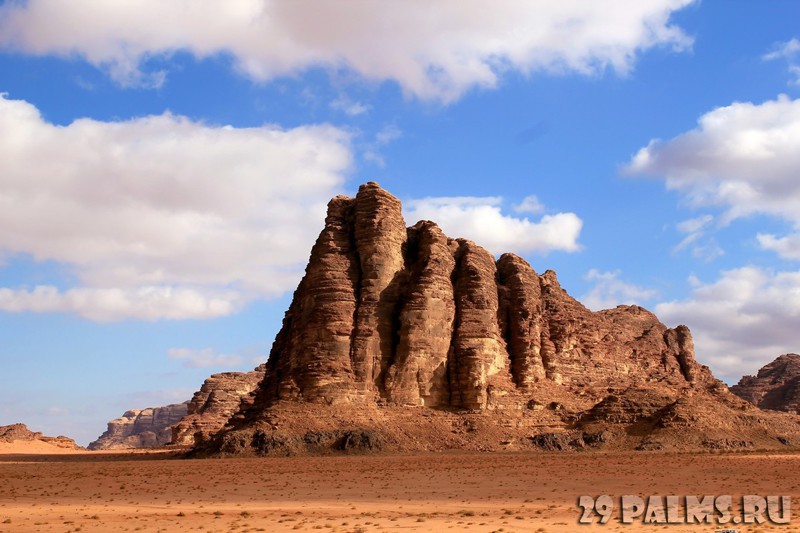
1, 443, 800, 533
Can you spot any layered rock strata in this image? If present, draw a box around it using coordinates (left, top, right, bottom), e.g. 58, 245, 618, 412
0, 423, 80, 449
89, 402, 188, 450
202, 183, 800, 455
171, 365, 266, 446
731, 354, 800, 413
258, 182, 708, 409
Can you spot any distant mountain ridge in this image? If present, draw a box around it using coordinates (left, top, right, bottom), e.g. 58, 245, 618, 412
0, 423, 80, 449
89, 365, 266, 449
731, 354, 800, 414
89, 402, 188, 450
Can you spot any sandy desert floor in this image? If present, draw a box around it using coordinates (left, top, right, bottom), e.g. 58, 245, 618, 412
0, 448, 799, 532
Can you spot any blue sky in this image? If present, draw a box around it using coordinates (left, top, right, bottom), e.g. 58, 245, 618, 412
1, 0, 799, 445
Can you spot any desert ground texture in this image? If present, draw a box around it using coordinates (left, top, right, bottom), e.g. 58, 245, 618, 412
2, 448, 800, 533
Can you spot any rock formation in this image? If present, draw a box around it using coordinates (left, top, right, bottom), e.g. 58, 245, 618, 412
0, 423, 80, 449
200, 183, 800, 455
89, 402, 188, 450
731, 354, 800, 414
171, 365, 266, 446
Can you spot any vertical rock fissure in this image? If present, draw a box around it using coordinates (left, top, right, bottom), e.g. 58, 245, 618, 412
347, 211, 364, 385
496, 277, 518, 386
447, 243, 465, 408
384, 223, 456, 407
377, 270, 408, 399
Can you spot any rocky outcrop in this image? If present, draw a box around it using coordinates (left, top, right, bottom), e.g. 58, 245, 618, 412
89, 402, 188, 450
171, 365, 266, 446
201, 183, 800, 455
731, 354, 800, 413
0, 423, 80, 449
256, 183, 709, 409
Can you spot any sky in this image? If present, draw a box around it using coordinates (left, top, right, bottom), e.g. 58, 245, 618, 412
1, 0, 799, 446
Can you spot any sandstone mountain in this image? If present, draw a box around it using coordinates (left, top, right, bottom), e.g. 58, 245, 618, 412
731, 354, 800, 414
171, 364, 266, 446
89, 402, 188, 450
198, 183, 800, 455
89, 365, 267, 450
0, 423, 80, 449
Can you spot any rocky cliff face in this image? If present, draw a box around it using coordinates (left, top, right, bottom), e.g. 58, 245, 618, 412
0, 423, 80, 449
731, 354, 800, 414
89, 402, 188, 450
201, 183, 800, 455
171, 365, 266, 446
259, 182, 708, 408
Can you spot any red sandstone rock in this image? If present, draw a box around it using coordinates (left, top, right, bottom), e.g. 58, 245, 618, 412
0, 423, 81, 449
89, 402, 188, 450
200, 183, 800, 455
731, 354, 800, 414
171, 365, 266, 446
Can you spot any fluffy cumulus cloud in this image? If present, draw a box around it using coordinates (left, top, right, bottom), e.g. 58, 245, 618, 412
758, 233, 800, 260
0, 0, 694, 100
167, 347, 244, 369
655, 267, 800, 382
625, 95, 800, 259
0, 95, 352, 321
580, 269, 657, 311
404, 196, 582, 256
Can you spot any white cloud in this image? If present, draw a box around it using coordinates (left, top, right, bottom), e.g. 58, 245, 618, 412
625, 95, 800, 224
676, 214, 713, 235
404, 195, 582, 255
655, 267, 800, 382
167, 347, 244, 369
513, 194, 545, 214
763, 37, 800, 85
625, 95, 800, 260
0, 286, 241, 322
330, 97, 370, 116
763, 38, 800, 61
363, 124, 402, 167
673, 214, 723, 261
580, 269, 657, 311
673, 214, 711, 250
0, 95, 352, 321
757, 233, 800, 260
375, 125, 402, 145
0, 0, 694, 100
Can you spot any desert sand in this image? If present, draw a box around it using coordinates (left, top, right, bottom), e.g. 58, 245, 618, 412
0, 441, 84, 456
1, 448, 799, 532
